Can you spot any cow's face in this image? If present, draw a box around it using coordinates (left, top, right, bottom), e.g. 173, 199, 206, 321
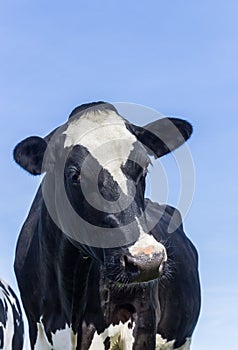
63, 104, 149, 226
14, 102, 192, 284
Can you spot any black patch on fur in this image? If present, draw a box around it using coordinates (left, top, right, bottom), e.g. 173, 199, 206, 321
104, 336, 110, 350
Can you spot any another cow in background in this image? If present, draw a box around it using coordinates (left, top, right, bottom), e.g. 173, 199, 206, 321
0, 279, 24, 350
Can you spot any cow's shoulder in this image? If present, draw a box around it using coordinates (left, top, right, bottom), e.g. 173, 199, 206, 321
145, 199, 183, 236
14, 186, 43, 274
145, 199, 199, 263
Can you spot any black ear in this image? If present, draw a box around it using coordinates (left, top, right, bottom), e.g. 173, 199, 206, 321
13, 136, 47, 175
128, 117, 193, 158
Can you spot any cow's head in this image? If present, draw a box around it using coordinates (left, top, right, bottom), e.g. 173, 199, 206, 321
14, 102, 192, 285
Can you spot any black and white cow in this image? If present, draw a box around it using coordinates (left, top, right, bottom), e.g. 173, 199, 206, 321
0, 279, 24, 349
13, 102, 200, 349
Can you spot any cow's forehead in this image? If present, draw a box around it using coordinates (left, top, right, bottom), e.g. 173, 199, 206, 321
63, 108, 136, 149
63, 106, 148, 193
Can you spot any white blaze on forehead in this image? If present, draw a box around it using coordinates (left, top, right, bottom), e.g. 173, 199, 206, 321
129, 221, 167, 260
63, 109, 137, 194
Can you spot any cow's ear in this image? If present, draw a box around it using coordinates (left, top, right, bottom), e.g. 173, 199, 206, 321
13, 136, 47, 175
129, 117, 193, 158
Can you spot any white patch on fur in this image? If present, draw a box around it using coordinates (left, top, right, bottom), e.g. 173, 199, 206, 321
34, 322, 52, 350
34, 320, 77, 350
129, 221, 167, 261
156, 334, 191, 350
63, 109, 137, 194
89, 321, 135, 350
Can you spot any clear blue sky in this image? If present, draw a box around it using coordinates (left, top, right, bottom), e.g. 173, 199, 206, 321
1, 1, 238, 349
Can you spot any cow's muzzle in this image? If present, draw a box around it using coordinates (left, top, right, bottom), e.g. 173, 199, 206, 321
104, 239, 167, 284
102, 215, 167, 284
122, 247, 167, 283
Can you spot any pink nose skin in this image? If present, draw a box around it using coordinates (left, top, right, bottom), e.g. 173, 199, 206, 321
123, 225, 168, 283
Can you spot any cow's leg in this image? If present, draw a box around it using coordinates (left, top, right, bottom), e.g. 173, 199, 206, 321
28, 318, 56, 350
33, 322, 53, 350
70, 257, 93, 349
133, 332, 156, 350
32, 319, 79, 350
27, 319, 38, 350
80, 322, 97, 350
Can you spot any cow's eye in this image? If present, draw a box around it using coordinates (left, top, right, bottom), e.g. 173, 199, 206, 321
71, 172, 81, 183
68, 167, 81, 184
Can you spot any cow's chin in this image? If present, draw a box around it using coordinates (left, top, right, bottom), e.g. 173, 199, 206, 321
115, 275, 159, 288
104, 264, 163, 287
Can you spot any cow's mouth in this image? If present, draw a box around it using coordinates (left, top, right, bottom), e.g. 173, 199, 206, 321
112, 304, 136, 325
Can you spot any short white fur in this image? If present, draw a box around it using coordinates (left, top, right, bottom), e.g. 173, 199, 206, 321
89, 320, 135, 350
129, 221, 167, 260
156, 334, 191, 350
34, 319, 77, 350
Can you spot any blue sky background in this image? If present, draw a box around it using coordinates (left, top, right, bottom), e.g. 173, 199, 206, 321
1, 1, 238, 349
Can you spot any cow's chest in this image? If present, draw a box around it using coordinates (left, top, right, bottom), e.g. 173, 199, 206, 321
89, 320, 135, 350
84, 277, 191, 350
85, 277, 150, 350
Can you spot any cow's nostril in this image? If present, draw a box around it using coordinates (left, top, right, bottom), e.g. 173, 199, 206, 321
102, 214, 120, 228
123, 255, 139, 276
